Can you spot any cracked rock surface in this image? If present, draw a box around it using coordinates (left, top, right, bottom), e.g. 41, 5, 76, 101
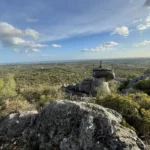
0, 100, 146, 150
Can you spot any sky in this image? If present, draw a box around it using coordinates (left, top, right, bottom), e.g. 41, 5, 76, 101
0, 0, 150, 63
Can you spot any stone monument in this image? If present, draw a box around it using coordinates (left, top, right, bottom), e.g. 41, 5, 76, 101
63, 61, 115, 97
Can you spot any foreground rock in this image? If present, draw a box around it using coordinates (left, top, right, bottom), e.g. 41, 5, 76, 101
0, 100, 146, 150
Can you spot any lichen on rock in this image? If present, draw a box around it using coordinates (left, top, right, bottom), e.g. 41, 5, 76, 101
0, 100, 146, 150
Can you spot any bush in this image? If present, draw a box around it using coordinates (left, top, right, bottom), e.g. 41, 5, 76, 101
118, 79, 130, 91
0, 74, 16, 98
129, 93, 150, 110
139, 109, 150, 137
109, 80, 120, 93
135, 79, 150, 95
96, 94, 140, 119
21, 85, 65, 111
0, 74, 17, 115
96, 82, 110, 99
0, 95, 36, 116
93, 93, 150, 140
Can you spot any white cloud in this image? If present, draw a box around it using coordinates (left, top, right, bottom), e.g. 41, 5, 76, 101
133, 18, 142, 23
31, 43, 47, 48
137, 15, 150, 31
51, 44, 62, 48
0, 22, 22, 37
25, 49, 41, 53
0, 22, 39, 40
0, 22, 47, 53
2, 37, 47, 48
24, 29, 39, 40
134, 40, 150, 47
40, 0, 149, 42
137, 24, 150, 30
83, 41, 118, 52
26, 18, 39, 23
112, 26, 129, 36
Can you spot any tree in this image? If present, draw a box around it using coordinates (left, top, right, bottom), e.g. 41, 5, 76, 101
0, 74, 16, 108
0, 74, 16, 98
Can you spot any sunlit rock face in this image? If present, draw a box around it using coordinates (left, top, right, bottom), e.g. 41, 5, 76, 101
91, 78, 110, 96
0, 101, 145, 150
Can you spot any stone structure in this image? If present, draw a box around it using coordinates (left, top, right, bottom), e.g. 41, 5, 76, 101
0, 100, 146, 150
99, 60, 102, 68
93, 68, 115, 81
63, 62, 115, 97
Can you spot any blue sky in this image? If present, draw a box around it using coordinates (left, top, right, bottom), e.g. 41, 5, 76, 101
0, 0, 150, 63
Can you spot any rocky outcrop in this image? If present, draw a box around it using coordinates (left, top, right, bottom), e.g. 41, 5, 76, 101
128, 75, 150, 88
0, 100, 146, 150
0, 111, 38, 150
64, 78, 110, 97
63, 67, 115, 97
93, 68, 115, 81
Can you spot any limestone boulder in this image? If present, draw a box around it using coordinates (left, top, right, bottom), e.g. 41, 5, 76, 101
75, 79, 92, 94
24, 101, 146, 150
0, 101, 145, 150
64, 78, 111, 97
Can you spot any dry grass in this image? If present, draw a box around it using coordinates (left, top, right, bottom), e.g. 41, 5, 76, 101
0, 98, 36, 116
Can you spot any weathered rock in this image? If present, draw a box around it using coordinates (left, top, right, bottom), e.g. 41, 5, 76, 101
91, 78, 111, 96
93, 68, 115, 81
115, 77, 127, 83
75, 79, 92, 94
0, 111, 38, 149
0, 100, 146, 150
62, 65, 115, 98
128, 75, 150, 88
63, 78, 110, 97
24, 101, 146, 150
66, 84, 75, 91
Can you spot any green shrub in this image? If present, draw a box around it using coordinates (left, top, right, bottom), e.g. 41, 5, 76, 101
94, 93, 150, 139
118, 79, 130, 91
96, 82, 110, 99
0, 74, 16, 98
139, 109, 150, 136
129, 93, 150, 110
0, 74, 17, 115
96, 94, 140, 119
109, 80, 120, 93
135, 79, 150, 95
0, 95, 36, 116
22, 85, 65, 105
